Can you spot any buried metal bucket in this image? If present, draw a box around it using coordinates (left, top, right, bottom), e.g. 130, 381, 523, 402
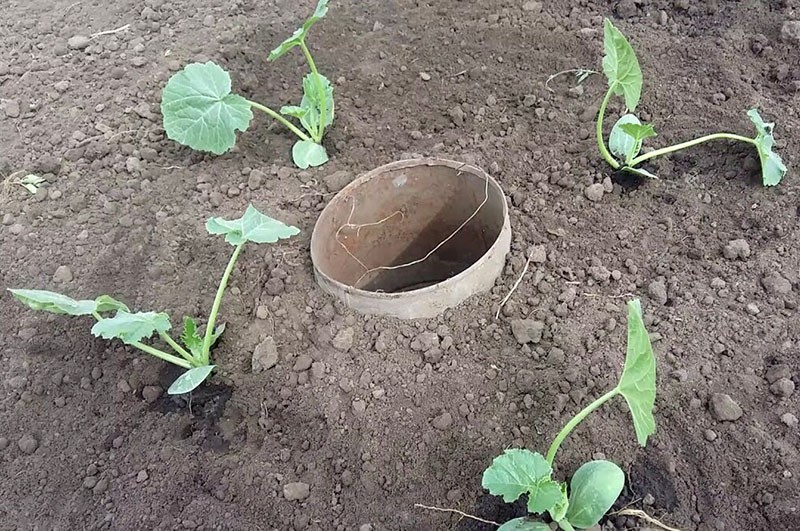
310, 158, 511, 319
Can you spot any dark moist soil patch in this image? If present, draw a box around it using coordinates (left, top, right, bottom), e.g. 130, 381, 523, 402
1, 1, 799, 530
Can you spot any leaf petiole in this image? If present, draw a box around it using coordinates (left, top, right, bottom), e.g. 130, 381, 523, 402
91, 311, 191, 369
545, 387, 619, 465
558, 520, 577, 531
299, 39, 327, 142
596, 87, 621, 170
158, 331, 196, 364
200, 242, 245, 365
245, 99, 311, 142
628, 132, 755, 167
131, 341, 192, 369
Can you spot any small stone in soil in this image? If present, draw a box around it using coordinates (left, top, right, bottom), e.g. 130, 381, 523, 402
136, 470, 148, 482
761, 272, 792, 295
781, 413, 798, 427
584, 183, 604, 202
648, 280, 668, 305
68, 35, 91, 50
283, 482, 310, 501
293, 354, 313, 372
93, 477, 109, 495
410, 331, 439, 351
53, 265, 73, 283
781, 21, 800, 43
770, 378, 795, 398
529, 245, 546, 263
709, 393, 743, 421
332, 327, 355, 351
18, 434, 38, 454
510, 319, 545, 344
723, 239, 751, 260
4, 100, 21, 118
515, 369, 537, 393
252, 337, 279, 372
432, 411, 453, 430
142, 385, 162, 403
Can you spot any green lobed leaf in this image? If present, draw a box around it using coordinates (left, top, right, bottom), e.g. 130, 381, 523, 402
497, 518, 551, 531
548, 482, 570, 523
603, 18, 643, 112
616, 299, 656, 446
206, 204, 300, 246
298, 73, 335, 136
9, 289, 97, 316
161, 61, 253, 155
167, 365, 215, 395
95, 295, 130, 313
747, 109, 787, 187
292, 139, 329, 169
482, 449, 562, 514
609, 114, 643, 162
268, 0, 329, 61
280, 105, 309, 120
91, 311, 171, 345
182, 317, 226, 358
565, 460, 625, 528
181, 317, 204, 358
16, 174, 45, 194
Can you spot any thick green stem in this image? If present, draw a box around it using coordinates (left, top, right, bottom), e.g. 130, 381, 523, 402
91, 312, 191, 369
246, 100, 310, 142
628, 133, 755, 167
597, 87, 621, 170
299, 40, 327, 143
200, 243, 244, 365
546, 387, 620, 465
158, 331, 195, 365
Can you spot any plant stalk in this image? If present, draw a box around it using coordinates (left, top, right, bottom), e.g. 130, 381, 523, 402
133, 341, 192, 369
546, 387, 620, 465
597, 87, 621, 170
246, 100, 311, 142
91, 312, 191, 369
158, 332, 195, 364
200, 242, 244, 365
299, 40, 327, 143
628, 133, 755, 167
558, 520, 577, 531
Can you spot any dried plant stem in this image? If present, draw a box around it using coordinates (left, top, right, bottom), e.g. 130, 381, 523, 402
413, 503, 499, 526
495, 249, 534, 319
609, 509, 683, 531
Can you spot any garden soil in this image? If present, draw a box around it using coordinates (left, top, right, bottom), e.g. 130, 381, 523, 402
1, 0, 799, 530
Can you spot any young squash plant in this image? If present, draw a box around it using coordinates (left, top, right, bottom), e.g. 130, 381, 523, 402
9, 205, 299, 395
483, 300, 656, 530
160, 0, 333, 169
597, 18, 787, 186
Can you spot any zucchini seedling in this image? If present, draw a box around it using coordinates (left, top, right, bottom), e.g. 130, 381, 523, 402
160, 0, 333, 169
9, 205, 299, 395
597, 18, 787, 186
482, 299, 656, 530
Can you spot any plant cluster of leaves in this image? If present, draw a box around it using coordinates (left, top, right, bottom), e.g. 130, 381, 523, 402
598, 18, 787, 186
9, 205, 299, 395
161, 0, 333, 169
482, 300, 657, 530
